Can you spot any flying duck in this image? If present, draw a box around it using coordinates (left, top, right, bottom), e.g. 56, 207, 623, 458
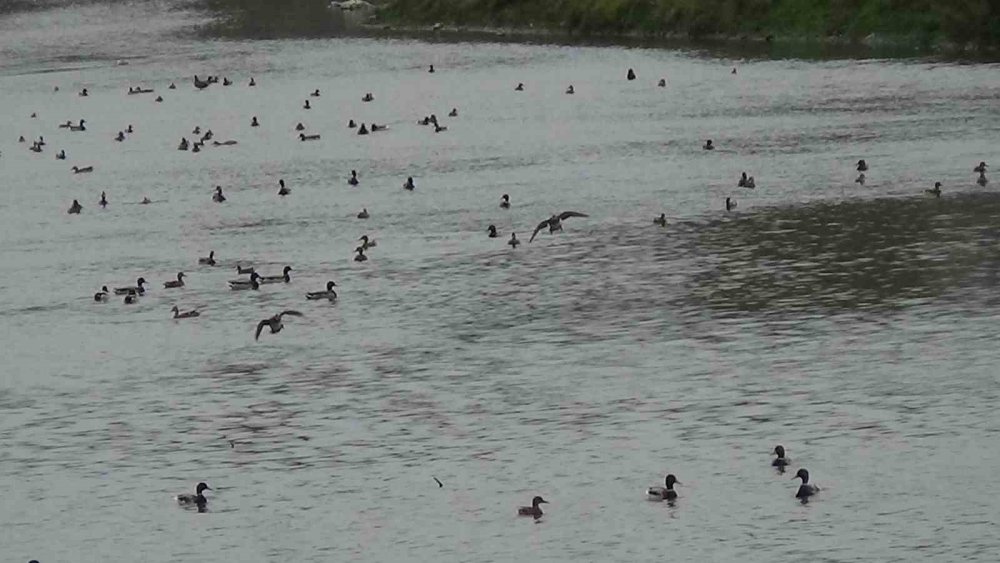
255, 310, 304, 340
72, 165, 93, 174
199, 251, 216, 266
654, 213, 667, 227
793, 468, 819, 500
68, 199, 82, 214
772, 445, 790, 469
170, 305, 200, 319
856, 159, 868, 172
403, 177, 415, 191
176, 482, 211, 512
927, 182, 942, 198
487, 224, 498, 238
354, 247, 368, 262
528, 211, 588, 242
278, 179, 290, 196
259, 266, 293, 284
646, 474, 679, 501
306, 281, 338, 300
357, 208, 370, 219
726, 197, 737, 211
94, 286, 110, 302
163, 272, 186, 288
508, 233, 520, 248
359, 235, 377, 250
517, 496, 548, 518
229, 272, 260, 290
114, 277, 146, 295
213, 186, 226, 202
349, 170, 359, 186
500, 194, 510, 209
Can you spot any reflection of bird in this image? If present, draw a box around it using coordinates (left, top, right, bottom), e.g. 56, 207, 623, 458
529, 211, 588, 242
255, 310, 304, 340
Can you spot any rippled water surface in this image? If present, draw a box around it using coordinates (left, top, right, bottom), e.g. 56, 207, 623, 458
2, 3, 1000, 562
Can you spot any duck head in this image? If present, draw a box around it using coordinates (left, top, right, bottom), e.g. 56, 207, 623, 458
196, 482, 211, 494
326, 281, 337, 291
136, 277, 147, 287
531, 496, 548, 507
793, 468, 810, 483
774, 445, 785, 458
283, 266, 293, 274
664, 474, 680, 488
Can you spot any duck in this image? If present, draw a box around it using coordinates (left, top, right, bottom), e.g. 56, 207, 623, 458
169, 82, 177, 89
529, 211, 589, 242
565, 85, 575, 94
94, 286, 110, 302
434, 123, 447, 133
58, 120, 72, 129
295, 123, 305, 131
500, 194, 510, 208
772, 445, 790, 469
359, 235, 377, 250
163, 272, 186, 289
726, 197, 737, 211
403, 177, 415, 191
115, 131, 125, 142
703, 139, 714, 150
428, 64, 435, 73
259, 266, 293, 284
927, 182, 942, 198
658, 78, 666, 87
306, 281, 338, 300
255, 310, 304, 340
278, 179, 291, 196
198, 251, 216, 265
222, 77, 232, 86
487, 224, 498, 238
654, 213, 667, 227
357, 208, 370, 219
508, 233, 520, 248
856, 159, 868, 172
236, 264, 255, 275
627, 68, 636, 80
517, 496, 548, 518
974, 161, 988, 173
126, 125, 134, 134
178, 138, 189, 151
114, 277, 146, 295
515, 82, 524, 91
229, 272, 260, 290
212, 186, 226, 202
251, 116, 259, 127
29, 142, 42, 153
303, 100, 311, 110
193, 126, 202, 135
362, 93, 374, 102
141, 197, 152, 204
354, 247, 368, 262
371, 123, 387, 132
746, 176, 756, 189
646, 474, 680, 501
176, 482, 211, 511
738, 172, 748, 187
448, 108, 458, 117
193, 75, 210, 89
357, 124, 369, 135
72, 165, 93, 174
201, 130, 214, 142
348, 119, 357, 128
298, 133, 320, 141
855, 173, 866, 186
99, 192, 108, 208
79, 88, 89, 97
977, 171, 988, 187
311, 89, 320, 97
170, 305, 200, 319
123, 290, 138, 304
56, 149, 66, 160
68, 199, 83, 214
249, 77, 256, 86
348, 170, 359, 186
192, 143, 201, 153
793, 468, 819, 500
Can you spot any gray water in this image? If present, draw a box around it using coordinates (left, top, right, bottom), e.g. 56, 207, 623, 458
2, 2, 1000, 562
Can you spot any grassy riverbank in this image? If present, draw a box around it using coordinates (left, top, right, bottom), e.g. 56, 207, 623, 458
376, 0, 1000, 50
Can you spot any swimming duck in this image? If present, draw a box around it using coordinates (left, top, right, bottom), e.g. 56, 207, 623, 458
403, 177, 415, 191
114, 277, 146, 295
658, 78, 666, 87
448, 108, 458, 117
517, 496, 548, 518
79, 88, 89, 97
169, 82, 176, 89
359, 235, 377, 250
99, 192, 108, 208
515, 82, 524, 91
29, 142, 42, 153
19, 136, 25, 143
358, 124, 369, 135
927, 182, 942, 198
856, 159, 868, 172
354, 247, 368, 262
249, 77, 256, 86
193, 126, 202, 135
357, 208, 370, 219
255, 310, 304, 340
654, 213, 667, 227
738, 172, 748, 187
140, 197, 152, 204
178, 138, 189, 151
508, 233, 520, 248
349, 170, 359, 186
155, 96, 163, 102
199, 251, 216, 266
855, 173, 866, 185
68, 199, 82, 214
229, 272, 260, 290
56, 149, 66, 160
977, 171, 988, 187
703, 139, 714, 150
362, 93, 374, 102
94, 286, 110, 302
793, 468, 819, 500
251, 116, 259, 127
72, 165, 93, 174
371, 123, 387, 132
277, 179, 291, 196
772, 445, 790, 469
303, 100, 311, 110
646, 474, 679, 501
726, 197, 737, 211
731, 67, 737, 74
434, 124, 447, 133
223, 77, 232, 86
487, 224, 498, 238
126, 125, 133, 133
163, 272, 186, 289
213, 186, 226, 203
260, 266, 293, 284
974, 161, 988, 173
500, 194, 510, 209
348, 119, 356, 128
294, 123, 305, 132
30, 112, 37, 118
176, 482, 211, 512
236, 264, 255, 275
69, 119, 86, 132
201, 130, 214, 142
306, 281, 338, 300
123, 289, 138, 304
627, 68, 636, 80
428, 64, 435, 73
746, 176, 756, 189
565, 85, 575, 94
311, 89, 320, 97
192, 143, 201, 153
193, 75, 210, 89
528, 211, 588, 242
170, 305, 200, 319
115, 131, 125, 142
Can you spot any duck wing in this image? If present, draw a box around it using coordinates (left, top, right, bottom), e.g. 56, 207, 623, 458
276, 310, 304, 320
557, 211, 588, 221
529, 219, 551, 243
254, 320, 269, 340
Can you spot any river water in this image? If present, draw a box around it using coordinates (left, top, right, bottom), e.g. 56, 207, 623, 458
2, 2, 1000, 562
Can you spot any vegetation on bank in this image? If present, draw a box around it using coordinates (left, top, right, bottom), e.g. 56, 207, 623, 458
376, 0, 1000, 48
